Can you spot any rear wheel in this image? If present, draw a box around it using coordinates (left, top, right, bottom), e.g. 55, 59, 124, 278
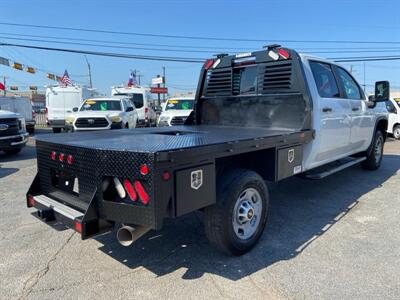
362, 130, 384, 170
52, 128, 62, 133
204, 169, 269, 255
393, 125, 400, 140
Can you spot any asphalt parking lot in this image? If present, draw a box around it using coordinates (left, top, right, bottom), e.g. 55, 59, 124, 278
1, 130, 399, 300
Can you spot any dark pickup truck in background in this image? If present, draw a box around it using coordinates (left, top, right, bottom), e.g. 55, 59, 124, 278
27, 46, 388, 255
0, 110, 28, 155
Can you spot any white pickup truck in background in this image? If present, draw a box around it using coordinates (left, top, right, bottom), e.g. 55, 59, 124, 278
65, 97, 138, 131
158, 96, 195, 126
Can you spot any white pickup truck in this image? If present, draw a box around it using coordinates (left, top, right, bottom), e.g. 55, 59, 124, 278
27, 46, 389, 256
158, 96, 195, 126
65, 98, 138, 131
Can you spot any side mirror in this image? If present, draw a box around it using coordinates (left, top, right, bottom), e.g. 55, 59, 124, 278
374, 81, 390, 102
126, 107, 134, 112
72, 107, 79, 112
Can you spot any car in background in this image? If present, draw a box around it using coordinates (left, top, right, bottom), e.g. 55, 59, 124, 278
0, 110, 28, 155
385, 98, 400, 139
111, 86, 157, 127
65, 97, 138, 131
46, 85, 99, 133
158, 96, 195, 126
0, 96, 35, 134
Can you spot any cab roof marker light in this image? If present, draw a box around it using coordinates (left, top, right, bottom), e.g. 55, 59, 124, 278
212, 58, 221, 69
203, 59, 214, 70
268, 50, 279, 61
113, 177, 126, 199
277, 48, 290, 59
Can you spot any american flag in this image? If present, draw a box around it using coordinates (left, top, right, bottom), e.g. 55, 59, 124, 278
60, 70, 72, 86
127, 71, 137, 87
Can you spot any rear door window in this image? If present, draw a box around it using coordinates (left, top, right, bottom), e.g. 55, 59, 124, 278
310, 61, 340, 98
335, 67, 362, 100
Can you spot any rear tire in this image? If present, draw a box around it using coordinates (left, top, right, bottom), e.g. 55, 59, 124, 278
52, 128, 62, 133
27, 127, 35, 134
204, 169, 269, 256
4, 148, 21, 155
393, 125, 400, 140
362, 130, 384, 170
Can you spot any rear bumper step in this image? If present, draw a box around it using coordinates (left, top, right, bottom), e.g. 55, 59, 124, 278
31, 194, 84, 220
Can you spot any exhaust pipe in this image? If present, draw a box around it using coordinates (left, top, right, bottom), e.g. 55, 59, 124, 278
117, 225, 150, 247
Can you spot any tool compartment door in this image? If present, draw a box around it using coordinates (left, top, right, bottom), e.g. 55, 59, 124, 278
175, 163, 216, 216
276, 145, 303, 180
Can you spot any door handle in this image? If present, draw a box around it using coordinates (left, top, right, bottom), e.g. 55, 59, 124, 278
352, 107, 360, 111
322, 107, 332, 112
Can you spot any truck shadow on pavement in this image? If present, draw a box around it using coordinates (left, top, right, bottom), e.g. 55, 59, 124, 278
95, 154, 400, 281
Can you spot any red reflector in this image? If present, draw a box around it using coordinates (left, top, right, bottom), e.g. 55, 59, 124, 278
204, 59, 214, 70
277, 48, 290, 59
162, 171, 170, 181
145, 107, 149, 114
134, 181, 150, 205
58, 153, 65, 162
27, 195, 36, 207
123, 179, 137, 201
74, 221, 82, 233
140, 164, 149, 176
67, 155, 73, 165
51, 151, 56, 160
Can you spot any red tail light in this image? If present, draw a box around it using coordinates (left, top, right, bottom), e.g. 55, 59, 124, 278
162, 171, 170, 181
204, 59, 214, 70
27, 195, 36, 207
58, 153, 65, 162
74, 221, 82, 233
51, 151, 56, 160
140, 164, 149, 176
67, 155, 73, 165
145, 107, 149, 114
134, 181, 149, 205
123, 179, 137, 201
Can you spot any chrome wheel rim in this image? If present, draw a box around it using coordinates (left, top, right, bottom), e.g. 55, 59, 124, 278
374, 136, 383, 163
232, 188, 262, 240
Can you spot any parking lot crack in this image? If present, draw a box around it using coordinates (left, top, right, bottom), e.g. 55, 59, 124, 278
18, 232, 75, 300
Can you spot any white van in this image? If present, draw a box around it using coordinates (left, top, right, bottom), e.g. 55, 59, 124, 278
0, 96, 35, 133
385, 98, 400, 139
111, 86, 156, 127
46, 86, 99, 133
